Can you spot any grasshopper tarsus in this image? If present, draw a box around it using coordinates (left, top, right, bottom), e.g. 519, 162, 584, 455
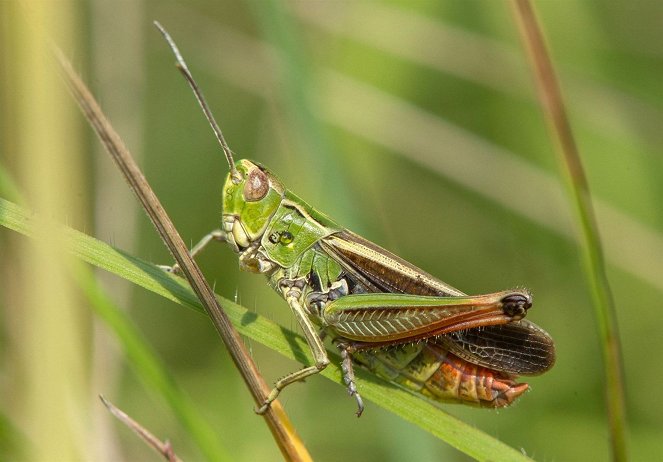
338, 342, 364, 417
255, 385, 283, 415
159, 229, 227, 276
158, 264, 178, 274
353, 393, 365, 418
254, 402, 269, 415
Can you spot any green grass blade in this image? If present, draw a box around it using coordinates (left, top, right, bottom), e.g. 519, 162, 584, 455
0, 411, 27, 462
1, 196, 532, 462
511, 3, 627, 459
247, 0, 354, 222
0, 161, 230, 461
75, 268, 232, 462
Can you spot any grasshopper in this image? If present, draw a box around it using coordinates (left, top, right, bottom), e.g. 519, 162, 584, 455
156, 24, 555, 416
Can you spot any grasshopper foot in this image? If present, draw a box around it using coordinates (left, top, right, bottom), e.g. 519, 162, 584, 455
255, 387, 281, 415
353, 391, 365, 418
158, 263, 182, 275
337, 341, 365, 417
255, 402, 270, 415
158, 229, 227, 277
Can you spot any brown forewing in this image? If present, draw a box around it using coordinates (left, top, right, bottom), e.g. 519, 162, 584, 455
321, 230, 555, 375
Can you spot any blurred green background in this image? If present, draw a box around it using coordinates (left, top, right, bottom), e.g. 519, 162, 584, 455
1, 1, 662, 460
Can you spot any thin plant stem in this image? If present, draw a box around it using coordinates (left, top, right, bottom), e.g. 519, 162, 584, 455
511, 2, 628, 461
100, 396, 183, 462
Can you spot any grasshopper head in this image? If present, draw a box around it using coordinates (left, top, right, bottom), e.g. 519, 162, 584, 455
153, 27, 284, 252
222, 159, 284, 250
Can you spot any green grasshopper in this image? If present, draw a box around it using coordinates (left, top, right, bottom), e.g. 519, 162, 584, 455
157, 24, 555, 416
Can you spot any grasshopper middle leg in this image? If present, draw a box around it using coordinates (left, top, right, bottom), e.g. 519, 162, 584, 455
256, 281, 330, 414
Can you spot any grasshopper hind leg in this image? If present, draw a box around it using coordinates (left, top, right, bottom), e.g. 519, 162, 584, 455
335, 341, 365, 417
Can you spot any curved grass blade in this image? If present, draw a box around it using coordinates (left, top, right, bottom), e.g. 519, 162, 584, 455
511, 2, 627, 460
78, 268, 231, 462
1, 197, 533, 462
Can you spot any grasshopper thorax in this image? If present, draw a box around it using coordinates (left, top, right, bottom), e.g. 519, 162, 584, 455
222, 159, 285, 250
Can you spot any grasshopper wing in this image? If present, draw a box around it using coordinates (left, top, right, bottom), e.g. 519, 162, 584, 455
435, 319, 555, 376
321, 230, 554, 373
320, 230, 466, 298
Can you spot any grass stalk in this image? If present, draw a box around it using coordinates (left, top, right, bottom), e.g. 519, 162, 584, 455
511, 2, 628, 460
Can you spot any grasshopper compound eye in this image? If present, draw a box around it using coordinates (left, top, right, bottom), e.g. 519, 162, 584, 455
244, 167, 269, 202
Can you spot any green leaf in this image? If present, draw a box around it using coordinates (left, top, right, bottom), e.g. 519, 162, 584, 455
0, 197, 531, 462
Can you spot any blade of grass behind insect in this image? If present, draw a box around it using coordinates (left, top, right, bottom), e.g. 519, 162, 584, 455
76, 267, 232, 462
511, 2, 628, 460
0, 410, 27, 461
245, 0, 354, 223
0, 168, 23, 205
0, 197, 533, 462
0, 158, 230, 462
2, 4, 90, 460
292, 1, 663, 156
0, 11, 28, 461
99, 396, 184, 462
87, 8, 146, 459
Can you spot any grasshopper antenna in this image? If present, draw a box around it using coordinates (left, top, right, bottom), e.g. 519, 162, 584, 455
154, 21, 240, 183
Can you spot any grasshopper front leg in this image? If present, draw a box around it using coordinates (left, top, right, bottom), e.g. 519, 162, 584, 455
161, 229, 227, 274
256, 281, 330, 414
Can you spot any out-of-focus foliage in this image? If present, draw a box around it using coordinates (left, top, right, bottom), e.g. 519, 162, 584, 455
1, 1, 661, 461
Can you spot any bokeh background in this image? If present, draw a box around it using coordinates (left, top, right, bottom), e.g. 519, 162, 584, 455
1, 1, 662, 460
